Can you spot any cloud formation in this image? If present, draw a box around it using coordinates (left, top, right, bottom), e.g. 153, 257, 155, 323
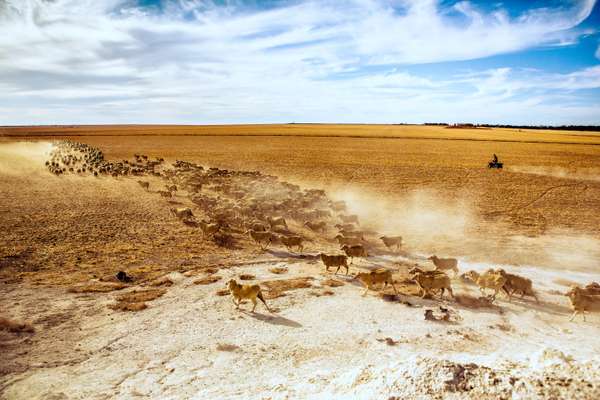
0, 0, 598, 125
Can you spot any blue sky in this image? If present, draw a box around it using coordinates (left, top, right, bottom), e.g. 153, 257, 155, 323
0, 0, 599, 125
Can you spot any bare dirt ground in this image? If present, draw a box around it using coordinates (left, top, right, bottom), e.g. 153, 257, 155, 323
1, 125, 600, 399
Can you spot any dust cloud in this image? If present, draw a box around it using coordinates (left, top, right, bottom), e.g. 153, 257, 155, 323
508, 165, 600, 182
327, 186, 473, 248
322, 184, 600, 272
0, 141, 53, 176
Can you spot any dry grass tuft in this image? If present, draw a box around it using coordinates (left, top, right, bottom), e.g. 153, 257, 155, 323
194, 275, 222, 285
109, 288, 166, 312
216, 343, 239, 352
204, 267, 220, 274
0, 317, 35, 333
67, 282, 128, 293
239, 274, 256, 280
321, 279, 344, 287
108, 302, 148, 312
269, 267, 288, 275
116, 288, 167, 303
147, 276, 174, 287
262, 277, 314, 299
215, 289, 230, 296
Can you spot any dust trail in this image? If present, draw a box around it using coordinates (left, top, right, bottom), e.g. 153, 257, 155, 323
508, 165, 600, 182
323, 185, 474, 257
0, 141, 53, 176
318, 184, 600, 272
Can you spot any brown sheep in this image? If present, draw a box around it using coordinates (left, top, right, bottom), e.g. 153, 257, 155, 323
304, 221, 327, 232
267, 216, 288, 230
199, 221, 221, 237
584, 282, 600, 295
380, 236, 403, 252
319, 253, 349, 275
137, 180, 150, 190
464, 270, 507, 301
355, 268, 397, 296
247, 222, 269, 232
228, 279, 270, 312
170, 207, 193, 220
337, 229, 364, 239
340, 244, 368, 264
566, 286, 600, 321
334, 235, 362, 247
409, 268, 454, 300
428, 255, 459, 276
330, 200, 347, 212
280, 235, 304, 253
247, 229, 273, 249
496, 269, 538, 302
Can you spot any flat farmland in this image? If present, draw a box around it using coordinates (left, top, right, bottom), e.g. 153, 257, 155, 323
4, 124, 600, 269
2, 124, 600, 399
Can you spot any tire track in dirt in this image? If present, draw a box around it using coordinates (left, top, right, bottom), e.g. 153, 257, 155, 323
484, 183, 589, 218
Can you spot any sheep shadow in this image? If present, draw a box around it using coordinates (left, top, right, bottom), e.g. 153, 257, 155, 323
241, 310, 302, 328
501, 297, 573, 317
266, 249, 319, 261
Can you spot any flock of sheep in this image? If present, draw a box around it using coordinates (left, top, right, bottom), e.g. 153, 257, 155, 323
46, 140, 600, 321
46, 140, 163, 177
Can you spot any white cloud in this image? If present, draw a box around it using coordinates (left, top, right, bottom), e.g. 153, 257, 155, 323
0, 0, 598, 125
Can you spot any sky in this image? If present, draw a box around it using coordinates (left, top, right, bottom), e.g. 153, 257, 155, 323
0, 0, 599, 125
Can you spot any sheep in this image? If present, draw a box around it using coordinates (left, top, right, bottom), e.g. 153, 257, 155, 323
199, 221, 221, 237
334, 235, 362, 247
566, 286, 600, 321
247, 229, 273, 250
584, 282, 600, 295
334, 223, 356, 231
170, 207, 193, 220
330, 200, 347, 212
496, 269, 538, 302
463, 270, 507, 301
428, 255, 459, 276
409, 268, 454, 300
267, 216, 288, 230
340, 244, 368, 264
247, 222, 269, 232
314, 209, 332, 219
337, 229, 364, 239
380, 236, 403, 252
228, 279, 270, 313
280, 235, 304, 253
137, 180, 150, 190
339, 214, 359, 225
304, 221, 327, 232
355, 268, 397, 296
319, 253, 349, 275
182, 218, 199, 227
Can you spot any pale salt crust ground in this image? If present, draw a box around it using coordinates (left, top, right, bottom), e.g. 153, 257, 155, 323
2, 254, 600, 400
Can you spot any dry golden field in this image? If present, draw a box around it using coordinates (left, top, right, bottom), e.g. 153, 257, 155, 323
3, 124, 599, 269
2, 125, 600, 399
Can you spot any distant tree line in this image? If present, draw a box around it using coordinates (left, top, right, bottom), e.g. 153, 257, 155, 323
422, 123, 600, 132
